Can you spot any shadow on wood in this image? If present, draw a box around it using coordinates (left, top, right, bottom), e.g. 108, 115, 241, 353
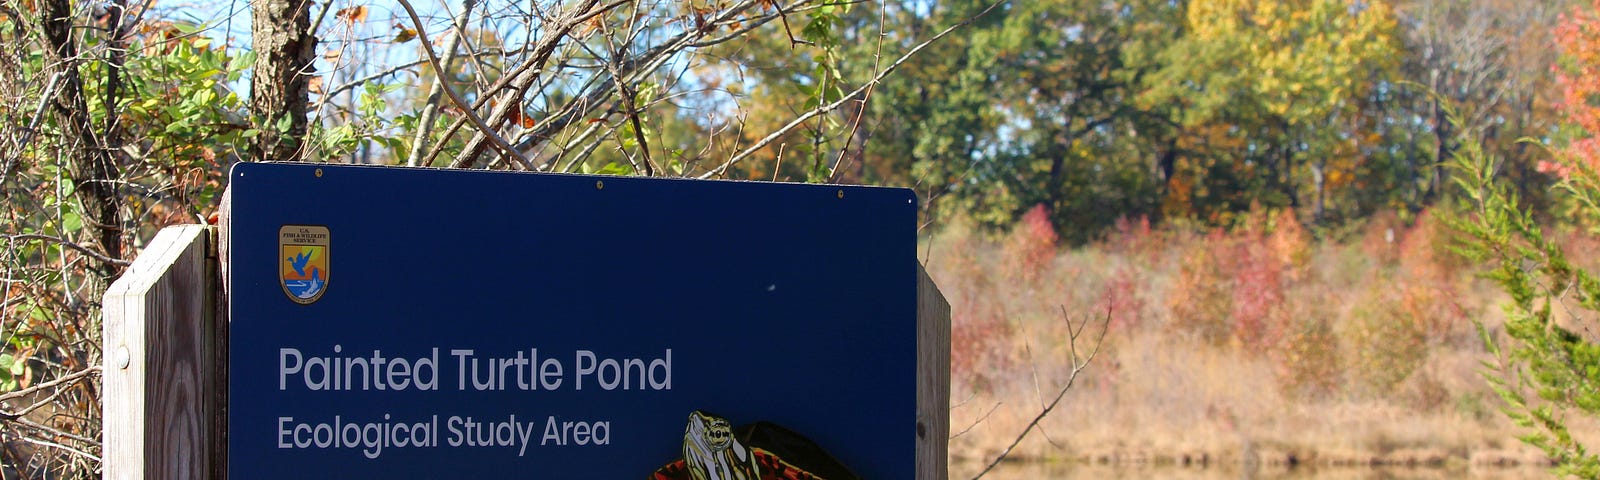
918, 265, 952, 480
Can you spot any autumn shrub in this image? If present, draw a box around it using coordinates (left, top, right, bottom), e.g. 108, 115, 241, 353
931, 217, 1016, 391
1358, 209, 1405, 266
1224, 208, 1304, 352
1002, 204, 1060, 286
1228, 236, 1285, 352
1167, 230, 1234, 345
1266, 208, 1312, 280
1398, 368, 1452, 413
1100, 265, 1147, 335
1398, 208, 1471, 282
1272, 290, 1342, 398
1343, 283, 1430, 396
933, 214, 991, 296
1327, 207, 1470, 398
950, 309, 1013, 392
1105, 215, 1163, 264
1390, 210, 1477, 348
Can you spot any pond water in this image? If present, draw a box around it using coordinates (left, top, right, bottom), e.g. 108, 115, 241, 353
950, 461, 1551, 480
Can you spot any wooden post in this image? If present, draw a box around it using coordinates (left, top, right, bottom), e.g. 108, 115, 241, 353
102, 225, 224, 480
916, 265, 951, 480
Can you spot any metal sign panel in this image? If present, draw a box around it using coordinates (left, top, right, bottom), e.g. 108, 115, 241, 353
227, 163, 918, 479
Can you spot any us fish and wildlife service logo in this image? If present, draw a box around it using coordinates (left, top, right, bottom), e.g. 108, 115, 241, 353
279, 225, 329, 305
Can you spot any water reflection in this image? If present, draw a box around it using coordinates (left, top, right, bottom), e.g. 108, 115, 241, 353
951, 461, 1552, 480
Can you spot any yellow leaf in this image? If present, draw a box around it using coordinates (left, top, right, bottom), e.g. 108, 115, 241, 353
392, 24, 417, 43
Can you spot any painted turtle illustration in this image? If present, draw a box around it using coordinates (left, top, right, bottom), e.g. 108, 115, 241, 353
650, 411, 860, 480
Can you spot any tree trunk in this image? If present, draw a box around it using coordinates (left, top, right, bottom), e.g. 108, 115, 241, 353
250, 0, 316, 163
41, 0, 124, 280
1311, 158, 1326, 222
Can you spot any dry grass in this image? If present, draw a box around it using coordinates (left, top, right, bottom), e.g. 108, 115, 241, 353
926, 208, 1597, 471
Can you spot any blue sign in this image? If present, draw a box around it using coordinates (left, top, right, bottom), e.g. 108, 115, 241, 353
227, 163, 918, 479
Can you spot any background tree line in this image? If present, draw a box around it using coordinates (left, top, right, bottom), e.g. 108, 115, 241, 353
820, 0, 1571, 243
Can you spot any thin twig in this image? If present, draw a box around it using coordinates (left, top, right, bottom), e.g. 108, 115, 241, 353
394, 0, 532, 169
13, 435, 99, 464
825, 0, 891, 183
948, 402, 1001, 440
1021, 334, 1061, 448
406, 0, 478, 167
970, 303, 1112, 480
322, 58, 427, 99
5, 234, 131, 267
3, 72, 67, 189
0, 369, 100, 423
11, 408, 100, 445
446, 0, 623, 168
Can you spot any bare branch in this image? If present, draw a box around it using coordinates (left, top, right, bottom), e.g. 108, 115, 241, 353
451, 0, 771, 169
5, 234, 132, 267
970, 303, 1112, 480
0, 366, 102, 418
322, 58, 427, 100
13, 434, 100, 465
948, 401, 1000, 440
406, 0, 479, 167
2, 72, 66, 189
395, 0, 533, 170
448, 0, 618, 168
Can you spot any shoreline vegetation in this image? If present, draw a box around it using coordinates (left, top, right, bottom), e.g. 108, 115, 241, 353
927, 207, 1598, 475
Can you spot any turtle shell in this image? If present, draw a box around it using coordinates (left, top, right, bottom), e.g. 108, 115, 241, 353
736, 422, 859, 480
650, 449, 822, 480
650, 420, 860, 480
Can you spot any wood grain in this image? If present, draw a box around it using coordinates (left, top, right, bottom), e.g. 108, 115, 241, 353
102, 225, 220, 480
916, 264, 951, 480
213, 186, 231, 480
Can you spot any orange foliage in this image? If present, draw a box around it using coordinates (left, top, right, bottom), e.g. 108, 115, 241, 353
1554, 1, 1600, 171
1002, 204, 1059, 285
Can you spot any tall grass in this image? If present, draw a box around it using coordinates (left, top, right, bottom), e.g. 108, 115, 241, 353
927, 206, 1594, 469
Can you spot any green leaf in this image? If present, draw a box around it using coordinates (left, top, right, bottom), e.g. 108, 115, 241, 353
635, 82, 659, 106
595, 162, 632, 175
801, 15, 837, 47
228, 51, 257, 82
62, 210, 82, 232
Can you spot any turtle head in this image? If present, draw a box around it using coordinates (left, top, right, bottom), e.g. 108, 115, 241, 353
686, 410, 734, 452
683, 410, 758, 480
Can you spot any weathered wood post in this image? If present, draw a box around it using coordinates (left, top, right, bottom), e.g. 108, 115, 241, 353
102, 225, 226, 480
916, 266, 952, 480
